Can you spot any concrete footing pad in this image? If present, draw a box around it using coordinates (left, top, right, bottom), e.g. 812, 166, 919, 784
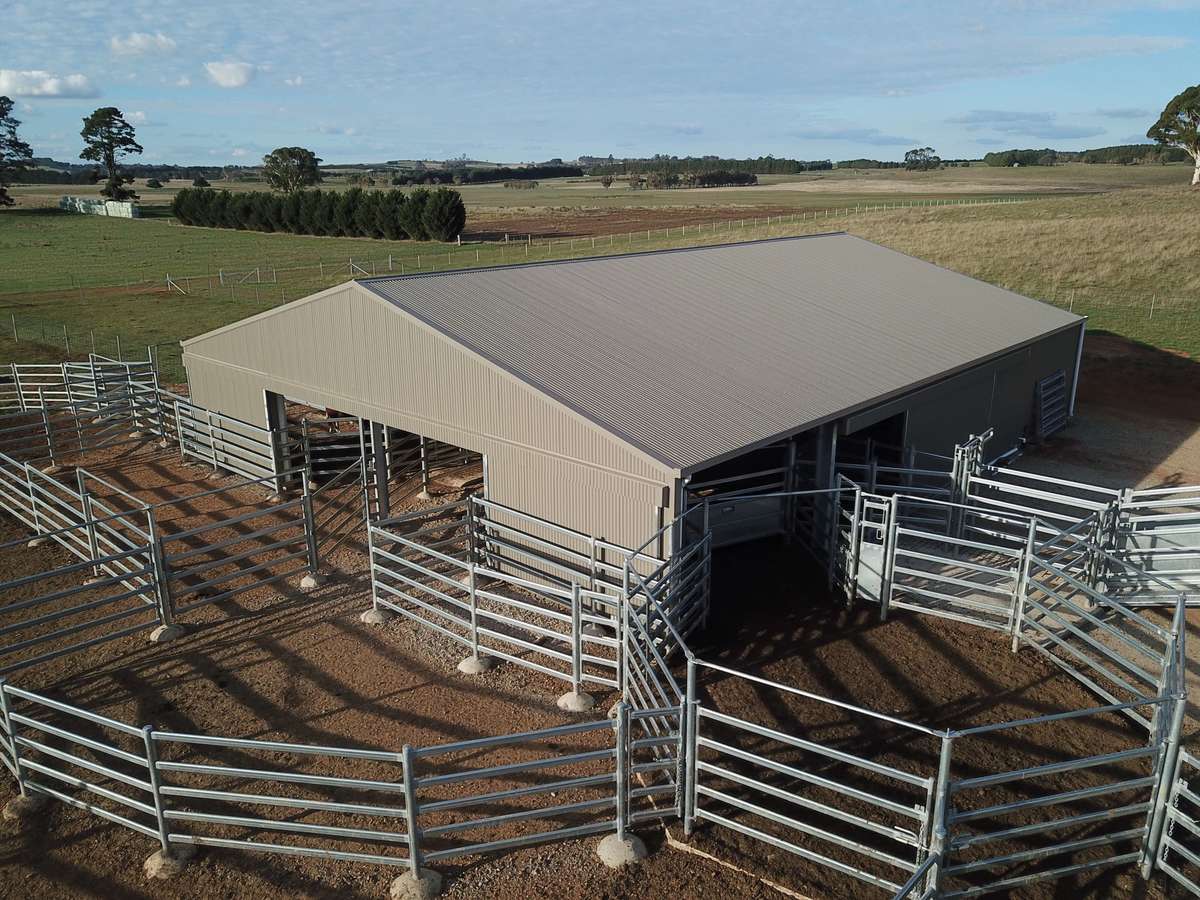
149, 624, 184, 644
83, 574, 107, 585
556, 690, 596, 713
27, 537, 49, 548
158, 440, 171, 450
360, 607, 392, 626
456, 655, 496, 675
129, 431, 146, 439
607, 701, 622, 720
596, 833, 648, 868
581, 622, 611, 638
300, 573, 324, 591
389, 868, 443, 900
2, 793, 49, 823
143, 844, 197, 880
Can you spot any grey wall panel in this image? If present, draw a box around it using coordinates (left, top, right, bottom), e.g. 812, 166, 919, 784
843, 323, 1084, 457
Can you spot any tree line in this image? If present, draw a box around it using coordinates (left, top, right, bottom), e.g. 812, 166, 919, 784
983, 144, 1191, 167
170, 186, 467, 241
588, 156, 832, 176
628, 170, 759, 189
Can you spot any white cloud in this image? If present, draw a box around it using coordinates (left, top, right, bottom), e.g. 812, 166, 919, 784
175, 75, 191, 87
110, 31, 177, 56
284, 75, 304, 87
125, 110, 163, 127
230, 147, 249, 157
318, 124, 357, 136
0, 69, 97, 98
204, 61, 255, 89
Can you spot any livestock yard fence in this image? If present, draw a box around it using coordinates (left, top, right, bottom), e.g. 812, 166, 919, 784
1, 355, 1199, 897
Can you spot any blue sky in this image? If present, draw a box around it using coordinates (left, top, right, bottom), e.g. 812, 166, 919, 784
2, 1, 1197, 165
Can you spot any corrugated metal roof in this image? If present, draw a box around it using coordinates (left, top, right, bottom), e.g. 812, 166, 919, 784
359, 233, 1082, 472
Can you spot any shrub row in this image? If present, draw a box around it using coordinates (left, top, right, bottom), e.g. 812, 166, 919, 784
171, 187, 467, 241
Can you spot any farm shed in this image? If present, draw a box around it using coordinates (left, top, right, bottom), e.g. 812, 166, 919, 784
180, 234, 1085, 550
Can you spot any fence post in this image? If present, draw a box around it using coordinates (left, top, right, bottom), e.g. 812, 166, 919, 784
0, 680, 29, 797
38, 388, 56, 468
205, 409, 218, 471
77, 472, 101, 576
142, 726, 172, 855
401, 744, 423, 876
879, 495, 899, 621
924, 734, 955, 894
1142, 655, 1187, 878
147, 510, 177, 635
301, 477, 320, 576
570, 584, 584, 698
682, 657, 698, 834
1011, 517, 1037, 652
615, 701, 630, 840
174, 399, 186, 460
24, 462, 42, 535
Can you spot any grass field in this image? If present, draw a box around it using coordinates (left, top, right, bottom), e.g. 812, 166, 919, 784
0, 164, 1196, 382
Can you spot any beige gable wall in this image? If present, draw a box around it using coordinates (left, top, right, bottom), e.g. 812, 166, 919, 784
182, 283, 675, 547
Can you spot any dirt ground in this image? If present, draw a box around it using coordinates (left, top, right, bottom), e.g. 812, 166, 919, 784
0, 333, 1197, 899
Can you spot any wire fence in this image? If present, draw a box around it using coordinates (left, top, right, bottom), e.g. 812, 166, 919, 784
0, 195, 1044, 299
2, 192, 1197, 386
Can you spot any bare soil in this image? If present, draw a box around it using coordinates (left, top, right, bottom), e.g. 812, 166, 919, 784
0, 333, 1196, 899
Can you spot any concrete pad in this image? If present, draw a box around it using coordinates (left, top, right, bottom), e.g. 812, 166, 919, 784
158, 439, 172, 450
556, 690, 596, 713
457, 655, 497, 675
581, 622, 611, 638
360, 607, 392, 626
149, 624, 184, 644
389, 868, 443, 900
129, 431, 146, 439
596, 833, 648, 868
143, 844, 197, 880
2, 792, 49, 823
416, 490, 434, 501
27, 537, 49, 549
300, 573, 324, 591
83, 574, 108, 585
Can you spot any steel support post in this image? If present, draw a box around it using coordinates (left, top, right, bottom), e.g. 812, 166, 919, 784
615, 701, 629, 840
880, 496, 899, 620
570, 585, 583, 697
0, 681, 28, 797
924, 734, 955, 895
301, 478, 320, 575
147, 511, 175, 629
401, 745, 422, 876
142, 726, 171, 854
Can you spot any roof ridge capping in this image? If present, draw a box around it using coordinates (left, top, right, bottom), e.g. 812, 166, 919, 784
356, 231, 851, 284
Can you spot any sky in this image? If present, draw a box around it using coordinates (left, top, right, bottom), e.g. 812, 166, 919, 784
1, 1, 1197, 165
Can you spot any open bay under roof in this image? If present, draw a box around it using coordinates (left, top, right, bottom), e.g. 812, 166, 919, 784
359, 234, 1081, 472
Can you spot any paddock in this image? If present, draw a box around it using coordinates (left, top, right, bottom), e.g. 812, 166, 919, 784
1, 326, 1198, 897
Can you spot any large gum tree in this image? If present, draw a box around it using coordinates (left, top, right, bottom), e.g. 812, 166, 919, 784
0, 96, 33, 206
1148, 85, 1200, 187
